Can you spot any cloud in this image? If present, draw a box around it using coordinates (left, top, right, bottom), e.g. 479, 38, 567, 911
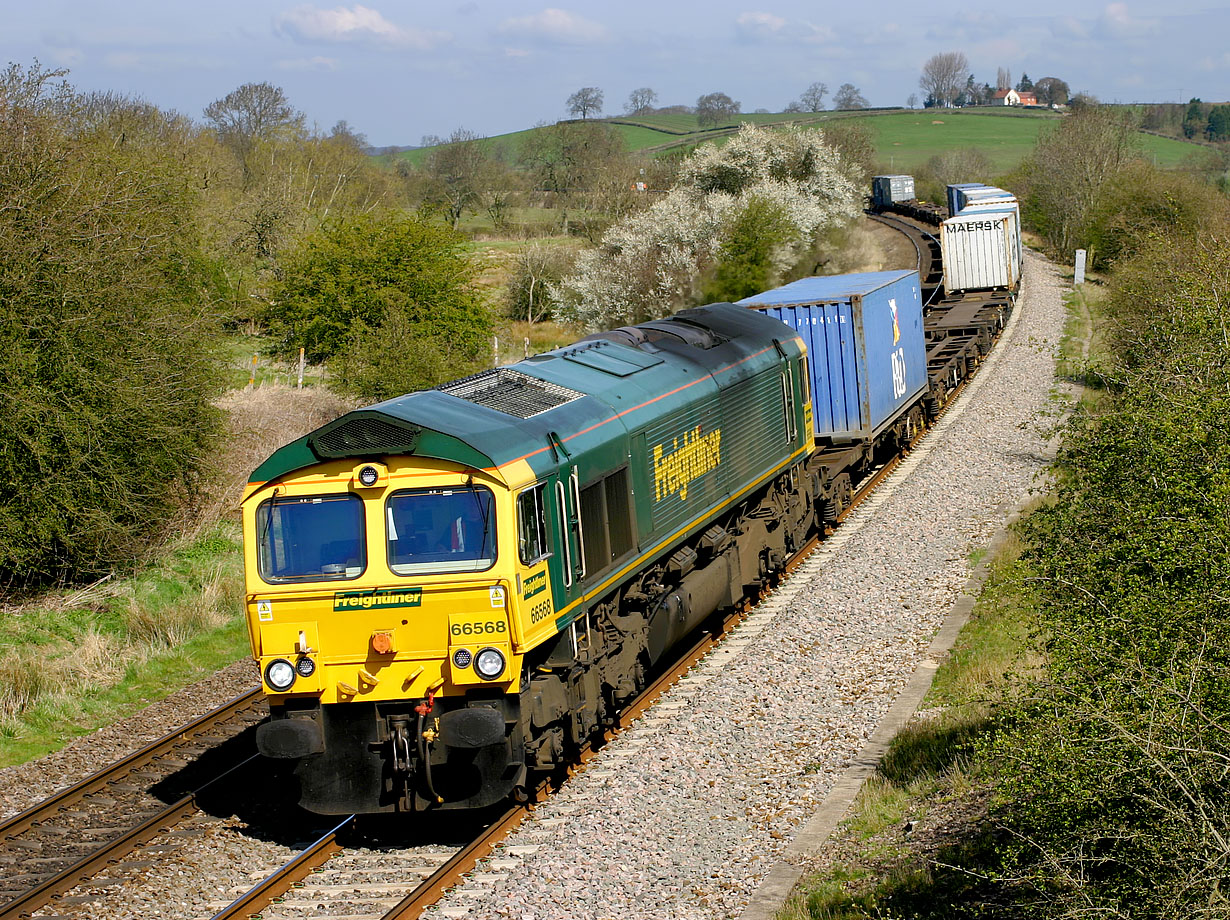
498, 9, 608, 45
1098, 3, 1156, 39
275, 56, 340, 71
1197, 52, 1230, 72
735, 11, 787, 40
1050, 16, 1089, 40
40, 28, 85, 66
276, 5, 450, 50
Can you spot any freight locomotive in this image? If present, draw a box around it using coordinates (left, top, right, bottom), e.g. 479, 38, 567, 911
242, 195, 1014, 816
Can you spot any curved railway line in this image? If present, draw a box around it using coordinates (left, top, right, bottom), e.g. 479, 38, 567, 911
1, 210, 1020, 920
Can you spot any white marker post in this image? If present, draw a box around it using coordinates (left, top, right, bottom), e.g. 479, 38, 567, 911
1074, 249, 1087, 285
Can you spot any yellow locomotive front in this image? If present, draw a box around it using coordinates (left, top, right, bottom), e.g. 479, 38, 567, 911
243, 449, 540, 813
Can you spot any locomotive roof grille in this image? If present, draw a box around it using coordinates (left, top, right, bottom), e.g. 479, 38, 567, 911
436, 368, 585, 419
310, 416, 421, 458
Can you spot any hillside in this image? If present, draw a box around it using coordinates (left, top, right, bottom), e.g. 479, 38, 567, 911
387, 106, 1207, 176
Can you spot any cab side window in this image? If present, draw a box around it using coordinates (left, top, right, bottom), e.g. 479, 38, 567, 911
517, 483, 549, 564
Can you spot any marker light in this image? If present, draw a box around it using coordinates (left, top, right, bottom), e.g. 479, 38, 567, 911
452, 648, 473, 669
295, 656, 316, 678
358, 465, 380, 487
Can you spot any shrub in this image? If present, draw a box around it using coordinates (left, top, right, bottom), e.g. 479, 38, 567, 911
0, 65, 222, 586
552, 125, 859, 329
264, 212, 491, 397
987, 233, 1230, 918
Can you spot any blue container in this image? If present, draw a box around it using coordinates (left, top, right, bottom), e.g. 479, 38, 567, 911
947, 182, 985, 216
950, 184, 1017, 215
738, 271, 927, 443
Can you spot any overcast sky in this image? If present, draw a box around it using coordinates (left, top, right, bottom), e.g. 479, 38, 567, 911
8, 1, 1229, 146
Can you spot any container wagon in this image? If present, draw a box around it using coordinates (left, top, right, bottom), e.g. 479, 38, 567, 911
739, 270, 930, 520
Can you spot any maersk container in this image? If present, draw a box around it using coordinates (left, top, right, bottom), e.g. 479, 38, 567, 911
737, 271, 927, 443
941, 208, 1021, 293
959, 196, 1022, 266
872, 175, 916, 208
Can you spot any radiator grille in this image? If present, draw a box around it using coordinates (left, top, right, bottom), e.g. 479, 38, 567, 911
437, 368, 584, 419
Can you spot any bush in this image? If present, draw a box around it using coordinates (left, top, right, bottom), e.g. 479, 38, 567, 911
552, 125, 859, 329
1084, 162, 1228, 269
0, 67, 222, 586
264, 212, 491, 397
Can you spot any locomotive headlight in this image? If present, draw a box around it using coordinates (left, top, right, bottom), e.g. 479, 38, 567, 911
357, 465, 380, 487
265, 658, 296, 691
452, 648, 473, 669
474, 647, 506, 681
295, 656, 316, 678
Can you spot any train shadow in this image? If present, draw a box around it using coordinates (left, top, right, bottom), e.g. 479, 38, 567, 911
145, 722, 503, 848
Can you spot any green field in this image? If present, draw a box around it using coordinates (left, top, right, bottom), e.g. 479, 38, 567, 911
389, 106, 1208, 177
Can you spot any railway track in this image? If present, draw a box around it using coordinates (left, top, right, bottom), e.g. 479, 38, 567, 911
0, 690, 267, 919
866, 210, 944, 306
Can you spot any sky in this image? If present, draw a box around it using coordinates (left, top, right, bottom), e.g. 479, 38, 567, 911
7, 1, 1229, 147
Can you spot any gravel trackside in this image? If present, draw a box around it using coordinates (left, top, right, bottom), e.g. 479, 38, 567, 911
423, 249, 1066, 920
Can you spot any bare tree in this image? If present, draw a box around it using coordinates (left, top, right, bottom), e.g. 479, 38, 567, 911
798, 81, 828, 112
907, 93, 919, 109
919, 52, 970, 108
204, 82, 303, 152
567, 87, 604, 120
696, 92, 741, 127
425, 127, 489, 229
996, 67, 1012, 91
625, 87, 658, 116
328, 120, 366, 150
832, 83, 869, 110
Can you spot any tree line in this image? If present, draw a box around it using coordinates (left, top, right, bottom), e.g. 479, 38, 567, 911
563, 80, 874, 125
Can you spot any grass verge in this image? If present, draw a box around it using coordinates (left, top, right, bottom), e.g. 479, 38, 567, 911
0, 523, 252, 768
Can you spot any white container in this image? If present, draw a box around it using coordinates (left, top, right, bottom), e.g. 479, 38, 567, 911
941, 209, 1021, 292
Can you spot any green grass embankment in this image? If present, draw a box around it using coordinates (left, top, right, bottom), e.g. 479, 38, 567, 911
0, 524, 251, 766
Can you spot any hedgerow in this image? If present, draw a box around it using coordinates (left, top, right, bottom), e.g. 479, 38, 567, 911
987, 234, 1230, 918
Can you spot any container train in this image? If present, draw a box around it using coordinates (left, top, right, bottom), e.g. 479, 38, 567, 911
241, 185, 1016, 816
